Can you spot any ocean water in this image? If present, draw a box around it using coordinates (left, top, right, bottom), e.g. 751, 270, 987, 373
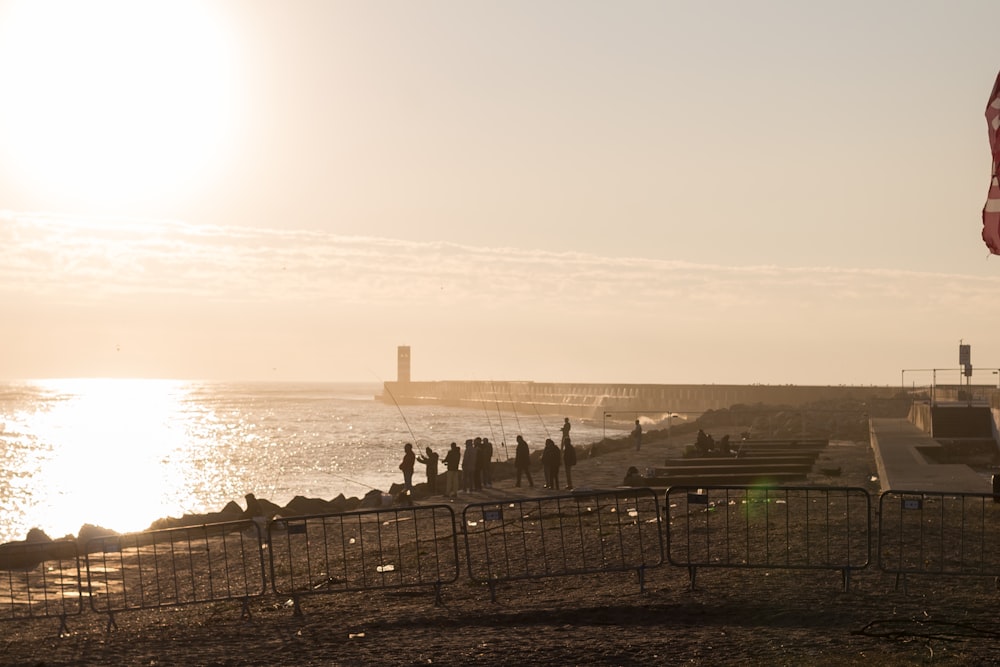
0, 379, 620, 544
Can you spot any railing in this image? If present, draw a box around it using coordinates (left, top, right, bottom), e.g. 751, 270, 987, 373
267, 505, 460, 615
665, 486, 871, 591
462, 489, 663, 601
0, 539, 81, 634
14, 485, 1000, 635
878, 490, 1000, 592
85, 520, 267, 630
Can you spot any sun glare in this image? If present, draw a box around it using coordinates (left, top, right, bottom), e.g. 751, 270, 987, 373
16, 379, 193, 538
0, 0, 243, 209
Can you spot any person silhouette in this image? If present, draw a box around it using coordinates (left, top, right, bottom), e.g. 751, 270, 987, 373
416, 446, 439, 494
514, 435, 534, 488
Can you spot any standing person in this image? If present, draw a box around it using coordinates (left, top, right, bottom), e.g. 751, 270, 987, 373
632, 419, 643, 451
542, 438, 561, 490
514, 435, 534, 488
444, 442, 461, 499
479, 437, 494, 488
562, 437, 577, 490
399, 443, 416, 493
472, 437, 484, 490
560, 418, 571, 447
417, 446, 439, 494
462, 439, 477, 492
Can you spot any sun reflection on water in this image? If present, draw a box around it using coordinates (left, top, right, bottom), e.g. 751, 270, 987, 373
10, 379, 199, 539
0, 379, 619, 544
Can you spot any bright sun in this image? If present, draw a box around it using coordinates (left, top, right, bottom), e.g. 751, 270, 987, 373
0, 0, 242, 209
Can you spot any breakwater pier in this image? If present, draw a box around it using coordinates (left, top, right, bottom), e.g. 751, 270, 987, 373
378, 379, 896, 421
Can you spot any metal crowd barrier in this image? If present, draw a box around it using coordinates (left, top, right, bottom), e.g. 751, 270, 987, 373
666, 486, 871, 591
462, 488, 663, 601
0, 539, 81, 634
267, 505, 460, 615
878, 490, 1000, 592
85, 520, 267, 629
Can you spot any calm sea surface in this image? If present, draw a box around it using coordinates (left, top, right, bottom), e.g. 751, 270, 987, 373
0, 379, 619, 544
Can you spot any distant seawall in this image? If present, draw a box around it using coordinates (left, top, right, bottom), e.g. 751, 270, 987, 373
379, 381, 897, 421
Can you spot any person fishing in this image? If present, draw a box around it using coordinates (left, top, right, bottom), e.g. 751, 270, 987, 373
632, 419, 643, 451
416, 446, 439, 494
399, 443, 416, 493
542, 438, 561, 490
514, 435, 534, 488
562, 436, 577, 490
444, 442, 461, 499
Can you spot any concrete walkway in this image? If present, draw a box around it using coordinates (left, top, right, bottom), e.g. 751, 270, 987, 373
869, 418, 992, 494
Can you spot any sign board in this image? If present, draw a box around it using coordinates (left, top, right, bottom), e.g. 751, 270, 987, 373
959, 344, 971, 366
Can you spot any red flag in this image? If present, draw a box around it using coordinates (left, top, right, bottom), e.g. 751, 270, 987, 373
983, 70, 1000, 253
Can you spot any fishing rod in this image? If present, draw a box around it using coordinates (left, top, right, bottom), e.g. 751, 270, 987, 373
326, 468, 381, 492
526, 390, 551, 439
479, 384, 498, 444
506, 386, 524, 434
372, 371, 419, 444
490, 382, 510, 461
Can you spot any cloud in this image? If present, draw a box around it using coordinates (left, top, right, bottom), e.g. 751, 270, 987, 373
3, 210, 999, 318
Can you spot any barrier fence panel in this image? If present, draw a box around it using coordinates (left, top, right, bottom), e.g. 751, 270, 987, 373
267, 505, 460, 614
878, 490, 1000, 591
0, 539, 82, 633
85, 520, 267, 627
462, 488, 663, 601
666, 486, 871, 591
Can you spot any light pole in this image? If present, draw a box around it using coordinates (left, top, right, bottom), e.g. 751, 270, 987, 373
603, 412, 610, 441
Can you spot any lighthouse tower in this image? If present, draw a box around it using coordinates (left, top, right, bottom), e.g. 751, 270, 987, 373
397, 346, 411, 383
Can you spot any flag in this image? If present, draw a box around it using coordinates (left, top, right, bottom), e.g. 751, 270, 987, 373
983, 70, 1000, 253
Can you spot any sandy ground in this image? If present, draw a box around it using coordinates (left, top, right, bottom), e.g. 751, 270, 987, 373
5, 431, 1000, 666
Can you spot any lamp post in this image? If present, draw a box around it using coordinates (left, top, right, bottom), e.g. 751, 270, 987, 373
603, 412, 610, 441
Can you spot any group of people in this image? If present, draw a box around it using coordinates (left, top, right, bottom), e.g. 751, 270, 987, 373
397, 417, 581, 498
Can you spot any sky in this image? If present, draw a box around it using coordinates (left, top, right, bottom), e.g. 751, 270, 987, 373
1, 0, 999, 387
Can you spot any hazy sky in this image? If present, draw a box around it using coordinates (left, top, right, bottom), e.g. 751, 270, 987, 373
1, 1, 999, 386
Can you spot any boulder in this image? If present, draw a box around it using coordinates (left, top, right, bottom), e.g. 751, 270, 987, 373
359, 489, 385, 509
77, 523, 119, 548
25, 527, 52, 542
283, 495, 333, 516
328, 494, 355, 513
219, 500, 244, 517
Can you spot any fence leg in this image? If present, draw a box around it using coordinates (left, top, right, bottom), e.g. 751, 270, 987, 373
241, 596, 253, 621
433, 582, 443, 607
105, 611, 118, 634
687, 565, 698, 591
487, 580, 497, 603
57, 614, 70, 638
636, 566, 646, 594
291, 594, 304, 617
841, 568, 850, 594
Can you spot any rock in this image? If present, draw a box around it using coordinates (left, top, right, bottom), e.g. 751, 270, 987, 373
77, 523, 119, 547
25, 527, 52, 542
283, 495, 332, 516
329, 495, 352, 513
359, 489, 385, 509
220, 500, 244, 517
257, 497, 282, 517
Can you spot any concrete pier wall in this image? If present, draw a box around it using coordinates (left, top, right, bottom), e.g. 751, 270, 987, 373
380, 380, 896, 420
